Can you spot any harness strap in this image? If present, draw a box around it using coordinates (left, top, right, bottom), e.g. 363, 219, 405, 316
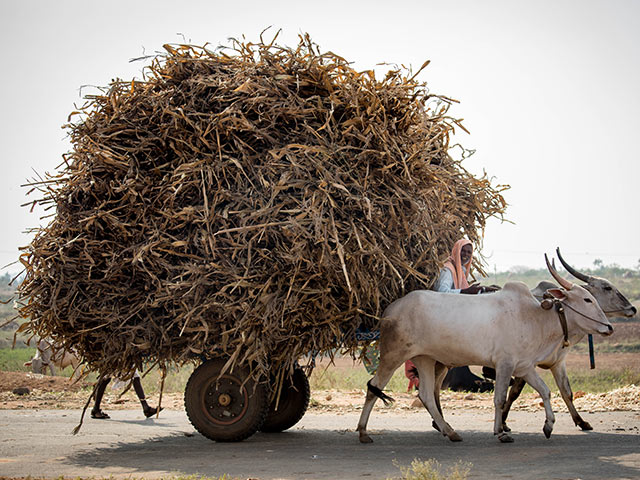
554, 301, 570, 348
542, 292, 608, 348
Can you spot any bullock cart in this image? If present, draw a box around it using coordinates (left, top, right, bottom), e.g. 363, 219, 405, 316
15, 35, 507, 442
183, 329, 379, 442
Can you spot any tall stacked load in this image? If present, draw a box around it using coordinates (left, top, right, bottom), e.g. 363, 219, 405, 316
17, 34, 507, 381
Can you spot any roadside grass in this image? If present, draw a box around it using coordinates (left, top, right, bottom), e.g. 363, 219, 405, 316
140, 364, 194, 395
389, 459, 471, 480
308, 361, 408, 392
522, 367, 640, 394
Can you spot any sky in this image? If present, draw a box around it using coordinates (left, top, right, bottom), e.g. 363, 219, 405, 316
1, 0, 638, 276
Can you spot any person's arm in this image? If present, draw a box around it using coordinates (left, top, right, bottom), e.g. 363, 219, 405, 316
433, 268, 460, 293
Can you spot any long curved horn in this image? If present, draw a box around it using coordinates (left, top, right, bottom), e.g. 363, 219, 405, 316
545, 253, 574, 290
556, 247, 592, 283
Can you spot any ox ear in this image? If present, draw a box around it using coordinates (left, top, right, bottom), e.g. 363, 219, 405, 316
546, 288, 567, 301
23, 361, 32, 367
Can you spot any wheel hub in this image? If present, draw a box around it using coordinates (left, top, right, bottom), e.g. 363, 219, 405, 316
203, 376, 249, 425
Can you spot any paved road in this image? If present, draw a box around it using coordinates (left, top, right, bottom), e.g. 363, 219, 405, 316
1, 408, 639, 479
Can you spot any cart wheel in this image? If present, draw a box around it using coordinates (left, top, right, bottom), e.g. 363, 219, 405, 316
260, 366, 310, 433
184, 359, 269, 442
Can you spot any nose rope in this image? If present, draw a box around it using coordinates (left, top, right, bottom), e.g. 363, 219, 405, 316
561, 301, 612, 328
602, 308, 634, 315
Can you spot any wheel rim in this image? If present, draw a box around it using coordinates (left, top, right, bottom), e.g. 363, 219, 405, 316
202, 374, 249, 426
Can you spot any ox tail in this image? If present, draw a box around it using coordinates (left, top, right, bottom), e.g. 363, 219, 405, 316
367, 379, 395, 406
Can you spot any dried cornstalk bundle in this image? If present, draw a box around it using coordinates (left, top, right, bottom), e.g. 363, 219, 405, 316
17, 34, 508, 383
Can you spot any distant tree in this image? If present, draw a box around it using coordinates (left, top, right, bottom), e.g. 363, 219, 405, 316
593, 258, 603, 269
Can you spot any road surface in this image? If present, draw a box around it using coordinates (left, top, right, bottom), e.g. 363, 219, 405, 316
1, 408, 639, 479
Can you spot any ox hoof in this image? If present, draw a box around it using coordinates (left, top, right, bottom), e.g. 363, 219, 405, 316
502, 423, 512, 433
578, 420, 593, 431
359, 433, 374, 444
448, 431, 463, 442
498, 432, 514, 443
543, 423, 553, 439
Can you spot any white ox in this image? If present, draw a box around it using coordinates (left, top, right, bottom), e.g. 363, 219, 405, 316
357, 258, 613, 444
24, 339, 81, 378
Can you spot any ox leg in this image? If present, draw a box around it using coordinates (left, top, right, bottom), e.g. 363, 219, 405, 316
501, 377, 526, 433
493, 363, 516, 443
357, 355, 403, 444
413, 356, 462, 442
551, 363, 592, 431
434, 362, 448, 417
521, 369, 555, 439
430, 363, 449, 432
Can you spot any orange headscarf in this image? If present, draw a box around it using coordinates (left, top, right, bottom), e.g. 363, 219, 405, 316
442, 239, 473, 290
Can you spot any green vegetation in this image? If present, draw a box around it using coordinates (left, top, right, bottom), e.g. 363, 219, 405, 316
0, 347, 34, 371
572, 342, 640, 354
521, 367, 640, 394
389, 459, 471, 480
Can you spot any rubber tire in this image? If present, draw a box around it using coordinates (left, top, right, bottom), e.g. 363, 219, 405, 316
260, 367, 310, 433
184, 359, 269, 442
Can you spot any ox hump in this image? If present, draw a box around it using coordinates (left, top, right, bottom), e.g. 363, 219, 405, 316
502, 281, 536, 297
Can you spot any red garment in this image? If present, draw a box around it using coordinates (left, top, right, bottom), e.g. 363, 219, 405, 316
405, 359, 419, 392
404, 238, 474, 391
